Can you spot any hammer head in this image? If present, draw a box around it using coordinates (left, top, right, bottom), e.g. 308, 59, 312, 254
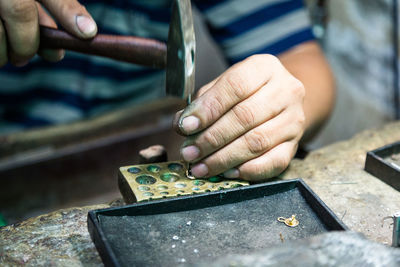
166, 0, 196, 104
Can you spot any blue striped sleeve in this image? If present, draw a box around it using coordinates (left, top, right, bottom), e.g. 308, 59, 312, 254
194, 0, 315, 63
82, 0, 171, 23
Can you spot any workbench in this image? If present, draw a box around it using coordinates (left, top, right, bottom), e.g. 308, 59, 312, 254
1, 122, 400, 266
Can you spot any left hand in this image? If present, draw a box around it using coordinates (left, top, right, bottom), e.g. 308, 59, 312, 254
173, 54, 306, 182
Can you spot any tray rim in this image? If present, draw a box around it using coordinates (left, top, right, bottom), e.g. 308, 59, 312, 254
87, 178, 347, 267
365, 141, 400, 191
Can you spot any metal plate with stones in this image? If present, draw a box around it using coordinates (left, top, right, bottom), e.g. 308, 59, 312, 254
118, 160, 249, 203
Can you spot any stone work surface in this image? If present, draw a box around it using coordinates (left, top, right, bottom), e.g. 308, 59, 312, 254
197, 231, 400, 267
0, 205, 108, 266
282, 121, 400, 244
1, 122, 400, 266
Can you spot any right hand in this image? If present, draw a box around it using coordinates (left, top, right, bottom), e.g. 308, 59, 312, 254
0, 0, 97, 67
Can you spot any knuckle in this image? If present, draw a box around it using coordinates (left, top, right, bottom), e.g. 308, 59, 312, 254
253, 54, 280, 68
15, 48, 36, 60
290, 107, 306, 134
297, 110, 306, 128
232, 104, 255, 128
240, 149, 293, 181
213, 153, 230, 171
249, 53, 276, 63
293, 122, 305, 140
66, 1, 85, 13
272, 154, 291, 173
201, 128, 225, 150
244, 129, 271, 155
245, 54, 263, 65
196, 87, 207, 97
13, 41, 37, 59
223, 72, 248, 100
289, 78, 306, 99
202, 95, 225, 123
242, 162, 269, 181
8, 0, 37, 21
251, 162, 266, 177
204, 151, 231, 175
264, 54, 279, 64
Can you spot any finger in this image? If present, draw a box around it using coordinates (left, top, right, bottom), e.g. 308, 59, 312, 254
38, 0, 97, 39
173, 109, 184, 134
196, 75, 220, 98
189, 107, 304, 178
181, 79, 288, 161
36, 3, 65, 62
0, 0, 39, 65
38, 44, 65, 62
174, 76, 222, 136
0, 20, 8, 66
174, 78, 219, 135
139, 145, 167, 164
36, 2, 56, 27
177, 55, 278, 135
237, 141, 298, 182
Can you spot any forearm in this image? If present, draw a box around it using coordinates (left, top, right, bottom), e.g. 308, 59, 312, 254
278, 41, 336, 142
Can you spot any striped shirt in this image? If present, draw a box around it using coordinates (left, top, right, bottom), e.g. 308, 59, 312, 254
0, 0, 314, 134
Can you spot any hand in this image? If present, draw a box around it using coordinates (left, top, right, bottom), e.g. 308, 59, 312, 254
174, 54, 306, 181
0, 0, 97, 67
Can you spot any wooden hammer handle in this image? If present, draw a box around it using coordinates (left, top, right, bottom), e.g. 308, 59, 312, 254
39, 26, 167, 68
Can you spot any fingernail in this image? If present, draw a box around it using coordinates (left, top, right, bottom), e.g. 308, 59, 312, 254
181, 145, 200, 162
76, 15, 97, 36
14, 60, 29, 67
191, 163, 208, 178
59, 50, 66, 60
223, 168, 240, 179
180, 116, 200, 134
173, 110, 184, 126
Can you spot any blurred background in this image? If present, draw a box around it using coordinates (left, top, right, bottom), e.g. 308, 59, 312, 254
307, 0, 398, 149
0, 0, 399, 224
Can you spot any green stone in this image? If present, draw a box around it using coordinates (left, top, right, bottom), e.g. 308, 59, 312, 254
147, 165, 161, 173
168, 163, 183, 171
193, 180, 205, 186
128, 167, 141, 174
0, 213, 7, 227
135, 175, 156, 185
160, 173, 179, 182
208, 176, 222, 183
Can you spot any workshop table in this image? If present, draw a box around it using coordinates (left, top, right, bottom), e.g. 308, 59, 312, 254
1, 122, 400, 266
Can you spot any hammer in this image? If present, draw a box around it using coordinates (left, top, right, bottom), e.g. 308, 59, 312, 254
39, 0, 195, 104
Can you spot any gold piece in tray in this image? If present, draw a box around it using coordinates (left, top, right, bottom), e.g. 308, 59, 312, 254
277, 215, 299, 227
118, 160, 249, 203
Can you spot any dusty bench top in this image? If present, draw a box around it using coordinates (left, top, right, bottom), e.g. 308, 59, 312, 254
281, 121, 400, 244
1, 122, 400, 266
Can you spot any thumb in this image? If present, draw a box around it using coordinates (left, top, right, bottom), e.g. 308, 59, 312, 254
38, 0, 97, 39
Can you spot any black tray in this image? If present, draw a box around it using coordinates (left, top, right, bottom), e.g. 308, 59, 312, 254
365, 141, 400, 191
88, 179, 347, 267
